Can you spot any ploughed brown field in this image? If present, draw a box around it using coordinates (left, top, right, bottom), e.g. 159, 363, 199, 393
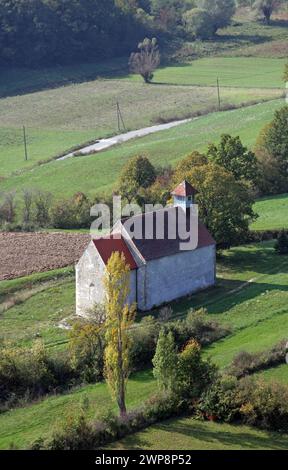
0, 232, 90, 280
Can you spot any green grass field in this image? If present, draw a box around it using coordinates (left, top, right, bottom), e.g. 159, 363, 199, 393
1, 241, 287, 448
252, 193, 288, 230
0, 370, 156, 450
140, 58, 287, 88
0, 99, 283, 198
256, 363, 288, 385
109, 416, 288, 450
0, 82, 281, 177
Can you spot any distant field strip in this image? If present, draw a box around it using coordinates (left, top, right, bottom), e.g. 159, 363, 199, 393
0, 83, 281, 176
0, 99, 283, 198
139, 58, 287, 88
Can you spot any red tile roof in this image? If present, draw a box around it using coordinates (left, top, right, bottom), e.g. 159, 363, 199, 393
121, 206, 215, 262
172, 180, 197, 197
93, 236, 137, 270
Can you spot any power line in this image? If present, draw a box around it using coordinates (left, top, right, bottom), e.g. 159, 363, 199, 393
116, 101, 126, 133
23, 125, 28, 161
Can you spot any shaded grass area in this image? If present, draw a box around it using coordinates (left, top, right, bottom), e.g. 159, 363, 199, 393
256, 363, 288, 385
0, 266, 74, 301
0, 370, 156, 450
109, 416, 288, 450
0, 99, 283, 198
252, 193, 288, 230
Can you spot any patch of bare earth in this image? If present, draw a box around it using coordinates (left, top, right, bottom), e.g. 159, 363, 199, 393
0, 232, 90, 281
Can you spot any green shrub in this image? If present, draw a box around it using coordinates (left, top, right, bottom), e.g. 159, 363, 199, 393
50, 192, 91, 229
0, 341, 74, 409
183, 8, 215, 39
198, 375, 239, 422
69, 321, 105, 383
228, 340, 287, 378
275, 230, 288, 255
129, 316, 160, 370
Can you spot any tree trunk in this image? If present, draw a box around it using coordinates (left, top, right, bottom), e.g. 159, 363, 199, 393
118, 373, 127, 417
117, 317, 127, 417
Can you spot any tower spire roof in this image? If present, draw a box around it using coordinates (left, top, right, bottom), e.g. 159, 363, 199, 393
171, 180, 197, 197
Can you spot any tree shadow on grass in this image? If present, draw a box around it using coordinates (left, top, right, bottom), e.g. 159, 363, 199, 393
172, 277, 288, 318
153, 420, 288, 450
110, 418, 288, 450
0, 60, 130, 99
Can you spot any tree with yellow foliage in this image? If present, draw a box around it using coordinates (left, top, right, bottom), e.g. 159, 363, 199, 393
104, 252, 136, 417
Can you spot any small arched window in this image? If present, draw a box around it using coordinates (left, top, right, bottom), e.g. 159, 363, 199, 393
89, 283, 95, 301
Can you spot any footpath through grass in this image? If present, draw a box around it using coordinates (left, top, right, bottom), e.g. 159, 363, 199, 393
108, 416, 288, 450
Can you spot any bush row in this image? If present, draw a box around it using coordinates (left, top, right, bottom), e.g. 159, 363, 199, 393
32, 371, 288, 450
227, 341, 287, 379
199, 375, 288, 433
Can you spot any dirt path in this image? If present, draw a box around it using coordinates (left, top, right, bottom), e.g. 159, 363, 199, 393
57, 118, 192, 160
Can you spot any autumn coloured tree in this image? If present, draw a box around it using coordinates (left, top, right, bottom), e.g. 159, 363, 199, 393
174, 159, 257, 247
104, 252, 136, 417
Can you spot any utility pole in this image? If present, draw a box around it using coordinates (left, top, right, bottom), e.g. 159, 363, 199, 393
217, 78, 221, 111
23, 125, 28, 161
116, 102, 126, 133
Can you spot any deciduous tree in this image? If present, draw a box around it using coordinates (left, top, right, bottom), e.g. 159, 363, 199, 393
118, 155, 156, 203
253, 0, 281, 23
197, 0, 236, 33
129, 37, 160, 83
174, 159, 257, 247
255, 106, 288, 194
152, 329, 178, 392
207, 134, 258, 183
104, 252, 136, 417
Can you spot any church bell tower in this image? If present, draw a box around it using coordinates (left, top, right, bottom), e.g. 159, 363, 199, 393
171, 180, 197, 211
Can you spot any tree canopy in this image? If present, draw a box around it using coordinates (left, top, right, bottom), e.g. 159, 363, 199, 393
0, 0, 145, 66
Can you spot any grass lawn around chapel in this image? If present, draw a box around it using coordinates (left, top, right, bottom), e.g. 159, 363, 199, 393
0, 241, 288, 448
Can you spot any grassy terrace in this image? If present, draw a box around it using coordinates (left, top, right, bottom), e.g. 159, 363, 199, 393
138, 57, 286, 88
0, 99, 283, 198
0, 84, 281, 177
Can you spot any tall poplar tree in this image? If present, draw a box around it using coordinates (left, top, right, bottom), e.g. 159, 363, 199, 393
104, 252, 136, 417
